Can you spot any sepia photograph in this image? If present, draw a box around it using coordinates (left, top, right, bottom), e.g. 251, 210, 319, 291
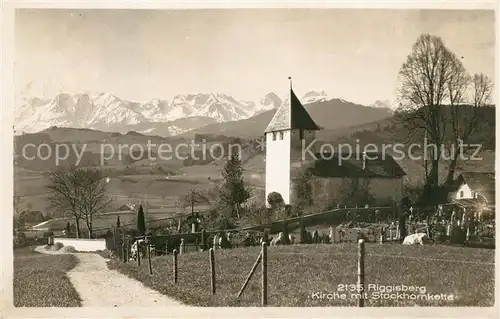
6, 5, 496, 313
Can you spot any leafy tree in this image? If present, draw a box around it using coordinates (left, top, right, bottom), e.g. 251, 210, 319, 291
137, 204, 146, 236
218, 153, 251, 219
267, 192, 284, 210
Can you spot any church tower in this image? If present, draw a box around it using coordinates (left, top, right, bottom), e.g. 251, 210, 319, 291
264, 78, 321, 205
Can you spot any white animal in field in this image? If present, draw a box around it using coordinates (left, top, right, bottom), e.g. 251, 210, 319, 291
288, 234, 295, 244
270, 232, 286, 245
402, 233, 431, 245
130, 239, 145, 259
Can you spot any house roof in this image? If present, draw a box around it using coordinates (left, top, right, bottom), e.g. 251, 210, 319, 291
308, 152, 406, 178
452, 198, 495, 210
264, 84, 320, 133
458, 171, 495, 203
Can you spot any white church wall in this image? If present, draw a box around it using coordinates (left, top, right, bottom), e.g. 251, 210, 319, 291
265, 130, 292, 204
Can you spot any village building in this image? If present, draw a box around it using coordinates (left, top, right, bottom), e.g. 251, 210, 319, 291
449, 171, 495, 217
264, 79, 406, 207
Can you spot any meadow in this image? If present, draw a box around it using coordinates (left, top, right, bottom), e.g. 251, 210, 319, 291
13, 247, 81, 307
108, 243, 495, 307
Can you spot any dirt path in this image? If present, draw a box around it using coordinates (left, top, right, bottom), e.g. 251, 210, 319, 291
34, 246, 185, 307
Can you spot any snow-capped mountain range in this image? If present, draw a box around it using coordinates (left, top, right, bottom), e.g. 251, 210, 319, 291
15, 90, 333, 135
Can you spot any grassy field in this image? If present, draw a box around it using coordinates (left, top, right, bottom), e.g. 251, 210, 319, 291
107, 243, 494, 307
13, 247, 81, 307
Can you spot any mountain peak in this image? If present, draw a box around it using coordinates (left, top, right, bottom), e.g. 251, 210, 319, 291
302, 90, 329, 103
370, 100, 393, 109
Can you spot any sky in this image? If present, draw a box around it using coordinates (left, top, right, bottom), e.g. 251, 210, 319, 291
15, 9, 495, 106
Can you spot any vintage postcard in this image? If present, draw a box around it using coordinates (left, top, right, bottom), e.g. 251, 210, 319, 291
2, 1, 498, 318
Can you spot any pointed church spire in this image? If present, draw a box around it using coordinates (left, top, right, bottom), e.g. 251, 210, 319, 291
264, 78, 321, 133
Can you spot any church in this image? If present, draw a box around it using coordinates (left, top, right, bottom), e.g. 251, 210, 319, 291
264, 79, 406, 208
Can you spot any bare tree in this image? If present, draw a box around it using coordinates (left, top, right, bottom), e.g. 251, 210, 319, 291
47, 166, 83, 238
472, 73, 493, 106
396, 34, 456, 188
182, 188, 209, 216
77, 168, 112, 238
444, 71, 493, 185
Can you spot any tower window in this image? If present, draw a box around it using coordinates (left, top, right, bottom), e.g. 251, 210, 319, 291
272, 132, 277, 141
279, 132, 284, 140
460, 191, 464, 198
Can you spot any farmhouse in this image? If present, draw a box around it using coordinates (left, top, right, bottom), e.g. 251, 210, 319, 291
264, 79, 406, 206
450, 171, 495, 216
451, 172, 495, 202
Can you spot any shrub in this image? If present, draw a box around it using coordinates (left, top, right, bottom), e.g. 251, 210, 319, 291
13, 232, 28, 248
450, 227, 466, 245
97, 249, 114, 259
60, 246, 77, 253
267, 192, 284, 209
52, 242, 64, 251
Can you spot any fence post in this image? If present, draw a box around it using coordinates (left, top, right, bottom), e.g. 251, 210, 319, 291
299, 217, 306, 244
263, 229, 269, 245
261, 242, 268, 306
201, 229, 207, 252
123, 238, 128, 263
209, 248, 216, 294
137, 241, 141, 266
122, 239, 125, 262
180, 238, 185, 255
173, 249, 178, 284
147, 238, 153, 275
112, 226, 117, 253
329, 226, 335, 244
357, 239, 365, 307
213, 234, 218, 250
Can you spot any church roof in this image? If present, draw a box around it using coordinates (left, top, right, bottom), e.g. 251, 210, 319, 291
264, 85, 320, 133
308, 152, 406, 179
